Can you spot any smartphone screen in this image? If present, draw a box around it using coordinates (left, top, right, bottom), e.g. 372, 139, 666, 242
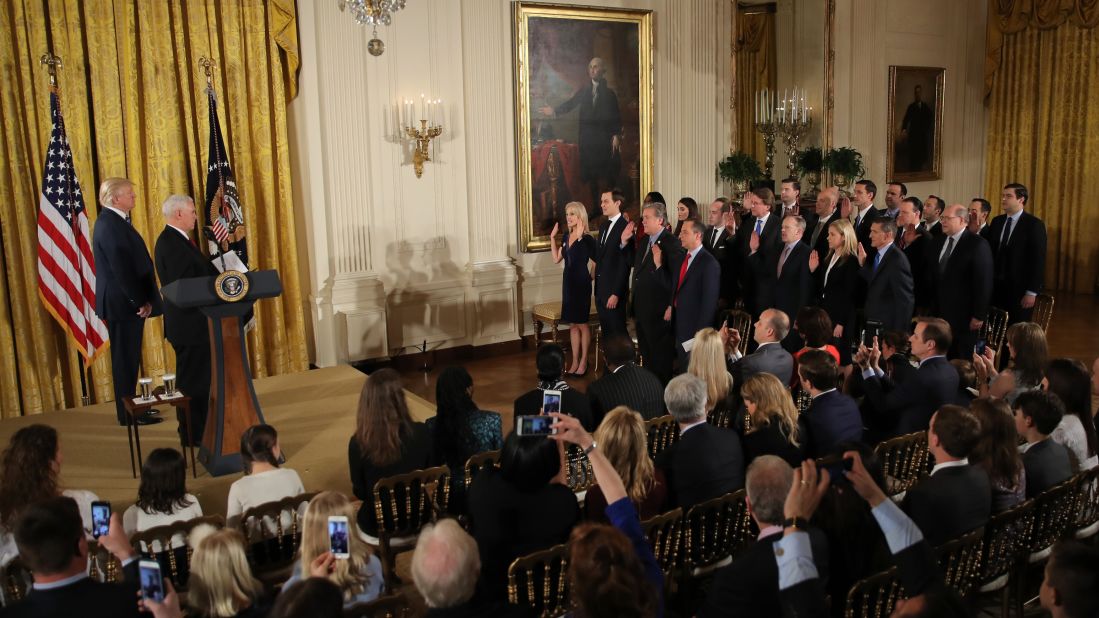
862, 321, 883, 347
541, 389, 562, 415
91, 501, 110, 539
975, 339, 987, 356
328, 515, 350, 559
139, 560, 164, 602
517, 415, 558, 436
817, 455, 853, 486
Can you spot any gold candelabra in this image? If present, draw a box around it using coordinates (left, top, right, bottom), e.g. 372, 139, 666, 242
754, 120, 778, 180
779, 118, 812, 178
400, 97, 443, 178
404, 119, 442, 178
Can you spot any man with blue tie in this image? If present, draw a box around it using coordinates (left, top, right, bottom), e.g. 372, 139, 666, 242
858, 218, 914, 333
92, 178, 163, 426
738, 188, 782, 317
672, 219, 721, 369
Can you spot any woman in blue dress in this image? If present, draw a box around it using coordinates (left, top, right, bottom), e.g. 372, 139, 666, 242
550, 202, 596, 376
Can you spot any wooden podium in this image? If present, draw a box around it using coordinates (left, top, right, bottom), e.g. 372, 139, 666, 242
161, 270, 282, 477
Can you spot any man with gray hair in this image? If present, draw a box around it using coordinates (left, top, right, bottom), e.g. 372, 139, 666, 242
411, 519, 490, 616
698, 456, 829, 617
626, 201, 684, 384
656, 374, 744, 508
154, 194, 219, 445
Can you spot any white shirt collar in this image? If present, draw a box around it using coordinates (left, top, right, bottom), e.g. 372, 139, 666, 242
105, 206, 129, 221
930, 458, 969, 476
811, 388, 837, 400
946, 228, 965, 243
685, 244, 703, 261
168, 223, 192, 241
33, 571, 88, 590
1006, 210, 1023, 223
857, 205, 873, 218
607, 212, 622, 227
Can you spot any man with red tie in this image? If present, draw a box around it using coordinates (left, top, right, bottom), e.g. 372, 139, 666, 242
672, 218, 721, 370
154, 195, 219, 446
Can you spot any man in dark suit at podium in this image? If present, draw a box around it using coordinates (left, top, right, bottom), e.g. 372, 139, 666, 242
155, 195, 219, 445
92, 178, 163, 427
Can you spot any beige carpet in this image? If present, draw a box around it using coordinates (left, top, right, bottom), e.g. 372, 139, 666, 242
0, 365, 435, 519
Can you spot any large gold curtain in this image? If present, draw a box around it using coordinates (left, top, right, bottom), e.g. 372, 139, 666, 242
0, 0, 308, 418
984, 0, 1099, 294
734, 8, 776, 160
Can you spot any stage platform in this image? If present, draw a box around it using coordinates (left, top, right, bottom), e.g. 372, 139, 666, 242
0, 365, 435, 519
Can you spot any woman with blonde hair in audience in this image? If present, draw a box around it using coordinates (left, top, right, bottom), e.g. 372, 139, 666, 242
188, 528, 271, 617
282, 491, 384, 606
687, 327, 735, 426
583, 407, 668, 521
549, 202, 597, 376
0, 424, 99, 566
349, 368, 433, 537
974, 321, 1047, 403
740, 373, 801, 466
968, 397, 1026, 512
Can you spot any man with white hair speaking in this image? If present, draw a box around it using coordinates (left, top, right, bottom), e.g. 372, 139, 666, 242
154, 195, 219, 446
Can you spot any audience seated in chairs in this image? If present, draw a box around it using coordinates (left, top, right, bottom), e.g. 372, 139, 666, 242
587, 334, 666, 424
583, 406, 668, 522
0, 424, 100, 567
656, 374, 745, 509
2, 496, 139, 618
226, 424, 305, 530
123, 448, 203, 540
550, 412, 663, 618
513, 343, 594, 430
686, 327, 736, 427
348, 368, 434, 537
739, 373, 803, 467
796, 350, 862, 459
466, 431, 579, 603
1014, 390, 1074, 497
1040, 541, 1099, 618
281, 491, 384, 607
900, 405, 991, 547
723, 308, 795, 388
969, 397, 1027, 512
1043, 358, 1098, 470
698, 455, 829, 618
425, 366, 503, 507
186, 527, 273, 618
974, 321, 1048, 404
411, 518, 519, 617
857, 317, 958, 441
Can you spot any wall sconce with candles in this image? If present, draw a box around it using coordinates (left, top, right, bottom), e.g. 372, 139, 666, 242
398, 95, 444, 178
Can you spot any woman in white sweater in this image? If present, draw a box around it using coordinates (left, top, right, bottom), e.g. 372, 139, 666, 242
226, 424, 305, 529
123, 448, 203, 543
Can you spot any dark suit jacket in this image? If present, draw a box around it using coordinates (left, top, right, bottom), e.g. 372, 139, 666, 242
800, 390, 864, 459
860, 244, 915, 333
902, 464, 992, 547
698, 527, 829, 618
671, 248, 721, 348
656, 422, 744, 509
816, 254, 863, 336
513, 388, 594, 431
593, 216, 631, 304
862, 356, 958, 438
587, 363, 665, 424
924, 219, 945, 240
738, 213, 783, 315
0, 559, 141, 618
631, 231, 680, 325
92, 209, 162, 321
752, 242, 812, 324
986, 211, 1047, 306
853, 206, 880, 254
807, 210, 840, 259
703, 225, 732, 262
729, 342, 794, 388
154, 226, 219, 346
1022, 439, 1073, 498
928, 231, 994, 343
896, 227, 934, 311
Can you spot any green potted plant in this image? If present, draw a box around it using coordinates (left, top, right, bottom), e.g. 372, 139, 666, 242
794, 146, 824, 195
716, 151, 762, 197
823, 146, 865, 193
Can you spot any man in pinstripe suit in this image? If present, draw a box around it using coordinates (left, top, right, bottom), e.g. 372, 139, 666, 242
587, 334, 666, 426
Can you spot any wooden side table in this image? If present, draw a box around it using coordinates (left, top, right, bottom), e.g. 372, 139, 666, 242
122, 394, 197, 479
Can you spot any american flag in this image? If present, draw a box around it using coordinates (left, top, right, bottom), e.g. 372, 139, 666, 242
204, 87, 248, 265
36, 92, 107, 361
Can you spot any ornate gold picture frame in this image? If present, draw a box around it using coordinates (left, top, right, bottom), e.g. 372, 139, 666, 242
887, 66, 945, 183
513, 2, 653, 252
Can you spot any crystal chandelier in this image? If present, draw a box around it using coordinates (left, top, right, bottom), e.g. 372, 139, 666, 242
337, 0, 407, 56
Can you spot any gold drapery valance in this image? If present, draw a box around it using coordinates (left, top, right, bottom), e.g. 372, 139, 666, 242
734, 9, 776, 160
986, 0, 1099, 98
0, 0, 308, 418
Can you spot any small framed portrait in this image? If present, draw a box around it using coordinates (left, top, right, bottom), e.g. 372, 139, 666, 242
513, 2, 654, 252
887, 66, 945, 182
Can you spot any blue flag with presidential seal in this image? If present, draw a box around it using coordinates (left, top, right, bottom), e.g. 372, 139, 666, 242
203, 85, 248, 266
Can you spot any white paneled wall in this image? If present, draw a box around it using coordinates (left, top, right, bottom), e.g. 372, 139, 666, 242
290, 0, 734, 365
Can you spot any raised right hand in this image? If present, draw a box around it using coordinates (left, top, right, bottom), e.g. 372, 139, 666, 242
808, 250, 820, 272
621, 221, 635, 244
652, 241, 663, 267
551, 222, 559, 238
749, 230, 760, 254
856, 242, 867, 266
